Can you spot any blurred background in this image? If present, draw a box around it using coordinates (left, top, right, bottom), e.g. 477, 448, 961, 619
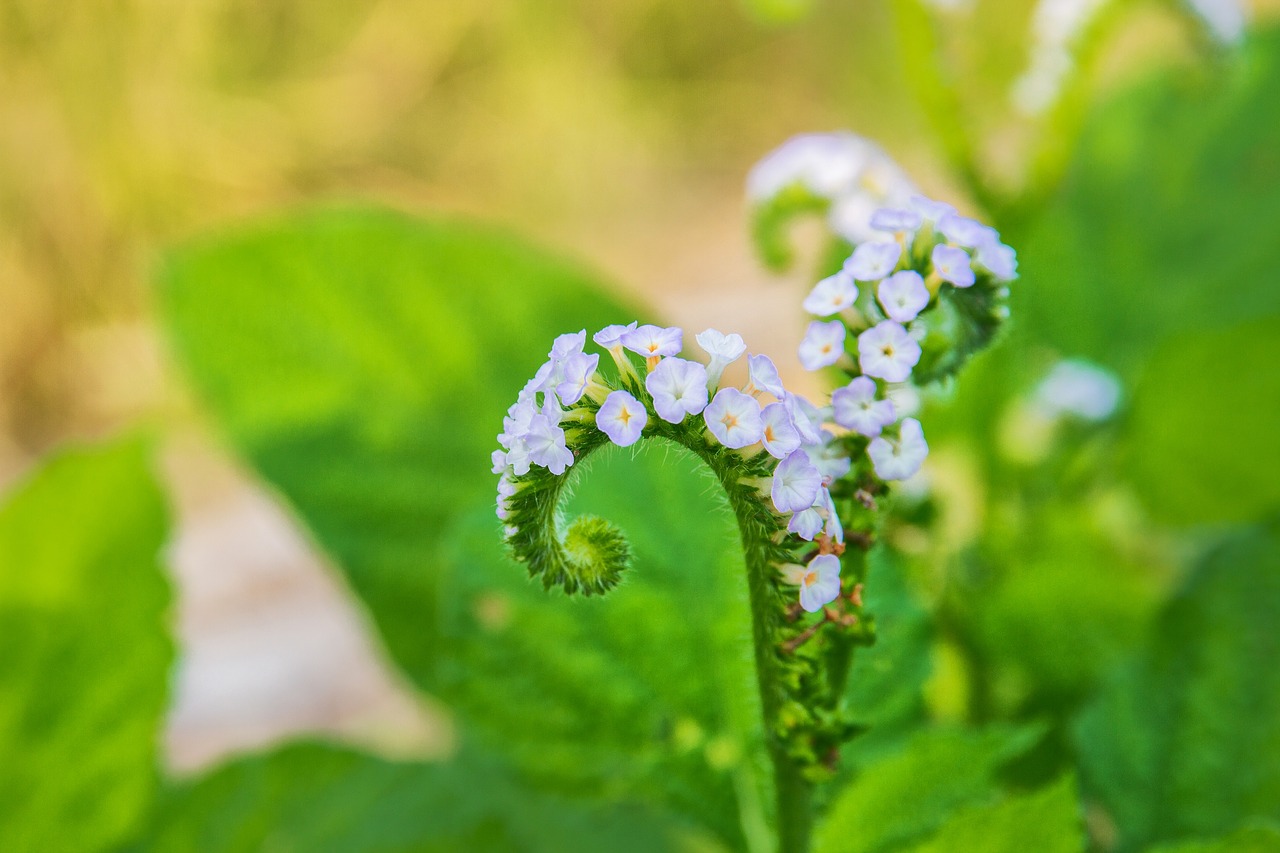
2, 0, 1279, 848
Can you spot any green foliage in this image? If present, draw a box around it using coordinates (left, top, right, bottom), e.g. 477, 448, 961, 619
902, 775, 1082, 853
0, 440, 172, 853
1073, 523, 1280, 851
158, 206, 639, 689
1124, 318, 1280, 526
814, 725, 1042, 853
135, 741, 699, 853
1147, 824, 1280, 853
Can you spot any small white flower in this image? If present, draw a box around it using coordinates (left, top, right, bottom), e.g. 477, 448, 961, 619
621, 324, 683, 359
499, 399, 538, 449
870, 207, 922, 233
696, 328, 747, 390
505, 440, 532, 477
784, 394, 826, 445
747, 354, 786, 398
525, 414, 574, 475
803, 430, 852, 481
802, 272, 859, 316
932, 244, 975, 289
593, 322, 638, 350
549, 330, 587, 360
704, 388, 764, 448
877, 270, 930, 323
867, 417, 929, 480
1034, 359, 1122, 422
832, 376, 896, 437
938, 213, 998, 250
596, 390, 648, 447
646, 356, 709, 424
975, 239, 1018, 281
844, 240, 902, 281
747, 132, 865, 201
781, 554, 842, 613
760, 402, 802, 459
798, 320, 847, 371
555, 352, 600, 405
771, 449, 823, 513
491, 449, 508, 474
789, 486, 845, 544
910, 194, 956, 224
858, 321, 921, 383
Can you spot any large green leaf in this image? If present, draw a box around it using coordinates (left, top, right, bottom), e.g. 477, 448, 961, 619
1073, 522, 1280, 851
158, 206, 639, 689
435, 445, 763, 849
135, 741, 704, 852
903, 775, 1082, 853
1123, 318, 1280, 525
0, 439, 172, 853
814, 725, 1042, 853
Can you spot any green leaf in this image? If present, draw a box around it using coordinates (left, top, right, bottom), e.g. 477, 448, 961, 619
1016, 27, 1280, 380
1073, 523, 1280, 851
0, 439, 172, 853
814, 725, 1042, 853
1147, 823, 1280, 853
135, 741, 705, 852
903, 775, 1083, 853
434, 445, 763, 849
158, 206, 638, 690
1123, 318, 1280, 526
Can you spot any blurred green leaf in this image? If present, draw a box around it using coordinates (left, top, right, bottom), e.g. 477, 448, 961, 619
0, 439, 171, 853
137, 741, 704, 852
1073, 522, 1280, 851
435, 445, 763, 849
814, 724, 1042, 853
1124, 318, 1280, 526
158, 206, 638, 689
1017, 27, 1280, 380
1147, 823, 1280, 853
902, 774, 1082, 853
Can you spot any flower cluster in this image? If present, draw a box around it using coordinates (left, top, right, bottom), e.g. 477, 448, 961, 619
795, 194, 1018, 483
493, 323, 865, 613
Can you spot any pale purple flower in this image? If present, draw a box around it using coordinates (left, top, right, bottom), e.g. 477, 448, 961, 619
909, 194, 956, 224
550, 329, 587, 360
844, 241, 902, 281
593, 322, 638, 350
525, 414, 574, 475
798, 320, 846, 371
832, 376, 896, 437
704, 388, 764, 448
867, 417, 929, 480
975, 240, 1018, 281
760, 402, 802, 459
802, 272, 859, 316
499, 399, 538, 449
858, 321, 922, 383
781, 554, 842, 612
803, 430, 852, 481
1034, 360, 1121, 422
877, 270, 930, 323
491, 449, 508, 474
645, 356, 709, 423
555, 352, 600, 405
771, 450, 823, 513
696, 328, 747, 390
932, 244, 975, 288
496, 492, 510, 521
938, 213, 998, 250
596, 390, 647, 447
784, 394, 825, 445
747, 354, 786, 398
621, 324, 683, 359
787, 506, 825, 540
870, 207, 922, 233
505, 440, 531, 477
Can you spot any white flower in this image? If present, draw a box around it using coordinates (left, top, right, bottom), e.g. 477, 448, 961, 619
784, 394, 826, 445
975, 240, 1018, 281
771, 449, 823, 513
1033, 359, 1122, 422
802, 272, 859, 316
645, 356, 709, 424
910, 194, 956, 224
747, 354, 786, 398
867, 417, 929, 480
832, 376, 896, 437
593, 322, 638, 350
844, 240, 902, 281
931, 244, 975, 289
696, 328, 746, 390
798, 320, 847, 371
858, 321, 921, 383
596, 390, 648, 447
803, 430, 852, 481
549, 329, 587, 360
491, 449, 508, 474
505, 440, 531, 477
704, 388, 764, 448
760, 402, 802, 459
938, 213, 998, 250
870, 207, 923, 234
621, 324, 683, 359
555, 352, 600, 405
789, 486, 845, 544
525, 414, 574, 475
747, 133, 866, 201
499, 399, 538, 449
877, 270, 930, 323
781, 554, 842, 613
